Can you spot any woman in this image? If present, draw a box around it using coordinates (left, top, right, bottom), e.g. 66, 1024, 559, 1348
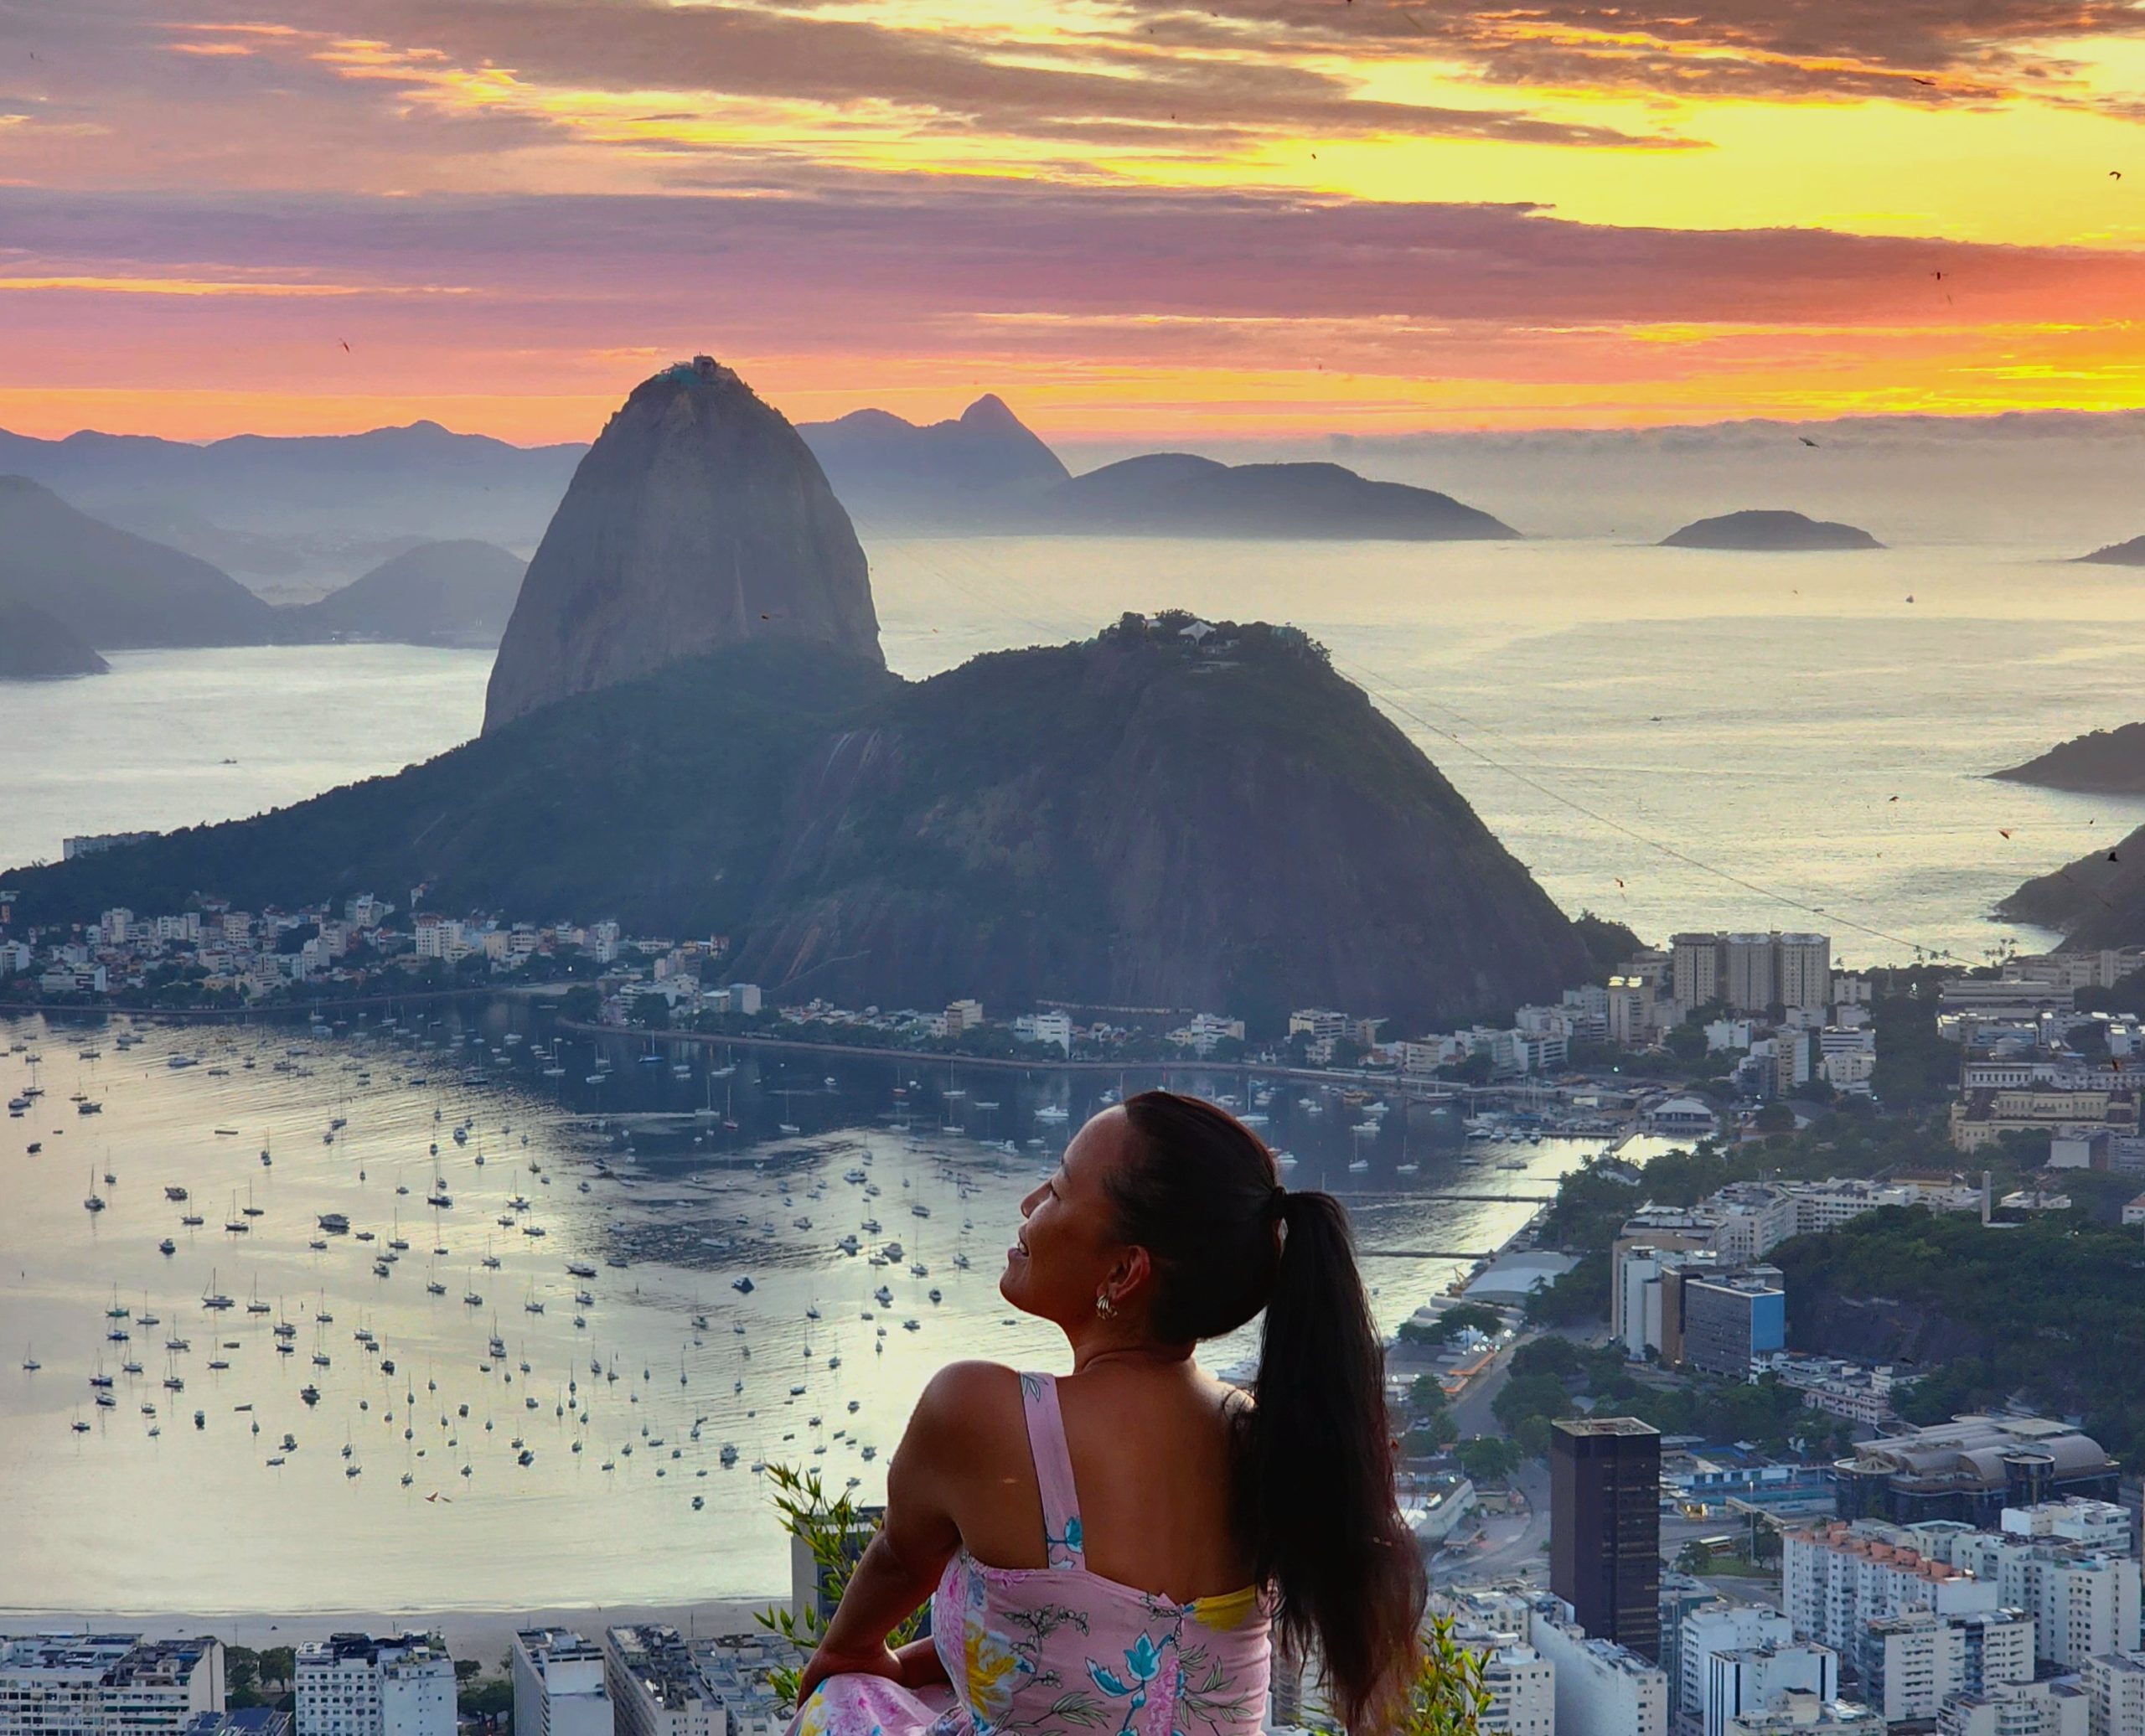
793, 1090, 1423, 1736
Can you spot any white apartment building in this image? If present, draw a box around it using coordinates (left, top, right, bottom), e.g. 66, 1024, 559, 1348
1014, 1010, 1074, 1054
1782, 1522, 1999, 1658
1935, 1533, 2142, 1671
604, 1628, 716, 1736
1672, 932, 1832, 1014
1682, 1604, 1794, 1732
294, 1635, 453, 1736
1453, 1630, 1554, 1736
2001, 1500, 2132, 1553
1937, 1679, 2086, 1736
2082, 1651, 2145, 1736
1527, 1600, 1669, 1736
510, 1631, 610, 1736
1704, 1644, 1837, 1736
1860, 1608, 2034, 1725
0, 1635, 223, 1736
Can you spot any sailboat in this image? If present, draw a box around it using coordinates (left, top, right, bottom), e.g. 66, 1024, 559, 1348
84, 1165, 106, 1212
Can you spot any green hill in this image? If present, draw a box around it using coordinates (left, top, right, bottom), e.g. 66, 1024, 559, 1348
7, 617, 1589, 1029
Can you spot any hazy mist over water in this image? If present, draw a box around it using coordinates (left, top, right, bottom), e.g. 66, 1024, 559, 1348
10, 534, 2141, 966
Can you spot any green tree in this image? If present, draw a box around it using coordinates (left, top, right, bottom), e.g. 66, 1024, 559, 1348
1507, 1336, 1582, 1381
1753, 1102, 1795, 1134
1515, 1414, 1553, 1460
1491, 1373, 1570, 1436
1455, 1436, 1520, 1482
258, 1648, 296, 1693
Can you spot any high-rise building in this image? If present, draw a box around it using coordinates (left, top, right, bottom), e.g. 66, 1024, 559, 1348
1672, 935, 1724, 1013
1935, 1532, 2142, 1670
1782, 1522, 1999, 1656
1725, 936, 1777, 1017
1528, 1599, 1669, 1736
603, 1628, 716, 1736
1449, 1627, 1554, 1736
1679, 1604, 1793, 1732
1679, 1269, 1788, 1381
1860, 1609, 2034, 1725
2081, 1651, 2145, 1736
1670, 931, 1832, 1015
509, 1632, 609, 1736
1552, 1416, 1663, 1660
294, 1637, 452, 1736
1703, 1643, 1837, 1736
0, 1635, 224, 1736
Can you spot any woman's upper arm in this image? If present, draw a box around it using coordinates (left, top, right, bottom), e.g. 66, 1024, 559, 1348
881, 1361, 1016, 1568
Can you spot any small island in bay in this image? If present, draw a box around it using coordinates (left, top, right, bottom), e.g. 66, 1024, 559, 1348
1992, 721, 2145, 794
1660, 508, 1882, 550
0, 600, 109, 679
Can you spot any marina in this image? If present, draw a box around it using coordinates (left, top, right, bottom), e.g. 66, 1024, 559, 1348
0, 1003, 1641, 1615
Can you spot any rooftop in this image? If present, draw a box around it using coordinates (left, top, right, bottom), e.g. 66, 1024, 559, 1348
1555, 1415, 1661, 1439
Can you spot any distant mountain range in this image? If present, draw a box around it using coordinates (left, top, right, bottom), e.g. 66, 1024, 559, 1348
799, 394, 1069, 528
0, 391, 1517, 604
0, 421, 579, 590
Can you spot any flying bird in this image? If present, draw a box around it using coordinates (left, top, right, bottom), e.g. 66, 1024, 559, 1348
2111, 851, 2123, 864
1999, 829, 2013, 840
1799, 436, 1819, 447
1888, 795, 1899, 802
1905, 594, 1915, 602
2113, 170, 2124, 180
1613, 877, 1625, 888
339, 341, 349, 352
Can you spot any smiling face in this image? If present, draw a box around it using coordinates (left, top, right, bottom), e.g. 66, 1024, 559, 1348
1001, 1107, 1141, 1330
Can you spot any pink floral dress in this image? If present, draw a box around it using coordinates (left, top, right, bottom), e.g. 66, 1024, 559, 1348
793, 1372, 1272, 1736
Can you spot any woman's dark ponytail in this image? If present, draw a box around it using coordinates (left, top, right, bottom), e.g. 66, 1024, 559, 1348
1247, 1189, 1424, 1733
1112, 1093, 1423, 1733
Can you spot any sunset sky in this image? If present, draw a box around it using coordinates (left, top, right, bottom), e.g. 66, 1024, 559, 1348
13, 0, 2145, 443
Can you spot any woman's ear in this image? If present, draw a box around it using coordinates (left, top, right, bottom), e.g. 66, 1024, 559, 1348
1113, 1243, 1153, 1300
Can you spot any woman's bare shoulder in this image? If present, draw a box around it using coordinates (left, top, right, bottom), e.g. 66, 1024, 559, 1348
911, 1361, 1026, 1440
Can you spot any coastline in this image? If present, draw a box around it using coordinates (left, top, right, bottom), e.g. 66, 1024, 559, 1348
0, 1598, 777, 1660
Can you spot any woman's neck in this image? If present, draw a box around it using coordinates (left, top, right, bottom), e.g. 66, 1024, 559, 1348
1065, 1332, 1197, 1375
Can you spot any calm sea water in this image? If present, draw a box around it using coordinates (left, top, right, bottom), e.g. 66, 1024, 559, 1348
0, 1010, 1601, 1615
7, 535, 2143, 964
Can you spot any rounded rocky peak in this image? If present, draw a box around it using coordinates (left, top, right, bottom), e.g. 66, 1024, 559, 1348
959, 393, 1025, 431
483, 354, 881, 733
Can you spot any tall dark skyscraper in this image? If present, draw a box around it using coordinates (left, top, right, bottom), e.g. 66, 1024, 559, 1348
1550, 1416, 1662, 1660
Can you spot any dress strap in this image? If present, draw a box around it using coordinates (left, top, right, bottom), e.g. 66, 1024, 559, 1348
1019, 1372, 1085, 1569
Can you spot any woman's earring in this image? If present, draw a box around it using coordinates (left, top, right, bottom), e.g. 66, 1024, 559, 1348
1094, 1289, 1116, 1320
